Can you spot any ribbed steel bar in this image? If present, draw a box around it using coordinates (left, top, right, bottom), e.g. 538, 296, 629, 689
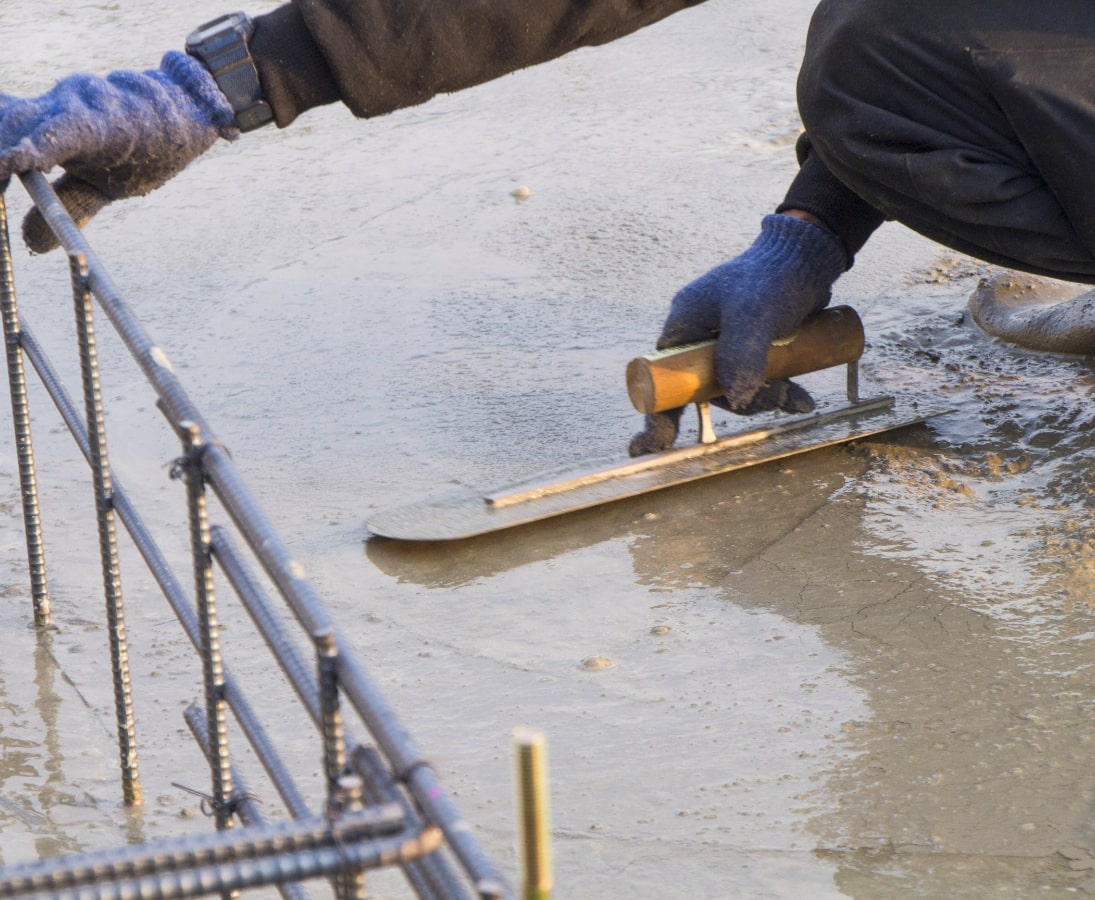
0, 192, 51, 625
352, 745, 468, 900
180, 422, 234, 837
16, 170, 509, 899
212, 526, 465, 899
70, 251, 141, 806
338, 646, 508, 900
210, 526, 321, 723
316, 630, 366, 900
183, 703, 310, 900
0, 835, 439, 900
17, 173, 217, 444
19, 320, 188, 603
201, 445, 508, 899
332, 774, 368, 900
317, 631, 349, 785
0, 804, 427, 898
19, 325, 313, 820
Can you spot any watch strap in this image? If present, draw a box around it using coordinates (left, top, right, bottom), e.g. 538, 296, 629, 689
187, 14, 274, 132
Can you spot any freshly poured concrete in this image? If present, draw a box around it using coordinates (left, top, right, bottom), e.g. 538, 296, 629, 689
2, 2, 1095, 896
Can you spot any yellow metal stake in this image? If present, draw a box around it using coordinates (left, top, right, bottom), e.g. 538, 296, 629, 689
514, 727, 552, 900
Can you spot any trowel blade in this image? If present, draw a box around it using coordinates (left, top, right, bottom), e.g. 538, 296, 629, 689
366, 396, 949, 542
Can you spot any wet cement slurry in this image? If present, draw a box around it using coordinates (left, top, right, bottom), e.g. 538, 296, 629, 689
3, 1, 1095, 897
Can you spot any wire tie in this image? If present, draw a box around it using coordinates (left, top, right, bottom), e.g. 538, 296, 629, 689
171, 781, 262, 816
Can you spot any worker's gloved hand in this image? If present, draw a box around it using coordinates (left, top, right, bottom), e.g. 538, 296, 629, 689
0, 51, 238, 253
629, 214, 847, 456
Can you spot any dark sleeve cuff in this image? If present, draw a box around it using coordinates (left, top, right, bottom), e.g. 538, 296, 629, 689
250, 4, 342, 127
776, 136, 886, 266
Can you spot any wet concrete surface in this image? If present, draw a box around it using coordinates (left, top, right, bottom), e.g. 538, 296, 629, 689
3, 0, 1095, 897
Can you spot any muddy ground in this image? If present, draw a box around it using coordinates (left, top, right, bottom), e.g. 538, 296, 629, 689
2, 1, 1095, 897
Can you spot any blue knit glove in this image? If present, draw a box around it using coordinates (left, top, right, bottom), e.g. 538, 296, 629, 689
629, 214, 848, 456
0, 51, 238, 253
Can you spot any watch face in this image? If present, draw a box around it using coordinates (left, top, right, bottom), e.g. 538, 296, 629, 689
188, 13, 246, 47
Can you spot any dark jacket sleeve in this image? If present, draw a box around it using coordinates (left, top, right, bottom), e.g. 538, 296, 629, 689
250, 0, 707, 127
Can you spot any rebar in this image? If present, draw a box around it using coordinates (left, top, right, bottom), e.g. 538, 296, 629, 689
0, 804, 430, 898
215, 527, 466, 898
19, 317, 312, 820
3, 171, 513, 899
0, 191, 50, 625
352, 745, 470, 900
316, 631, 366, 900
180, 421, 234, 835
183, 703, 310, 900
317, 632, 349, 787
70, 251, 141, 806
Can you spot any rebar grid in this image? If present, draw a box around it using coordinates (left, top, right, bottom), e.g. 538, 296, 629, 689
212, 526, 467, 898
0, 174, 511, 899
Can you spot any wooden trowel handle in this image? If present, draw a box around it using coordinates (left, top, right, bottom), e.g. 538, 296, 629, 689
626, 305, 865, 414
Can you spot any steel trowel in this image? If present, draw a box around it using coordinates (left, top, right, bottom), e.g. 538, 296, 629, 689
366, 306, 948, 541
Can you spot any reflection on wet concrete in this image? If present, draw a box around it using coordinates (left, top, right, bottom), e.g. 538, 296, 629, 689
365, 444, 871, 588
0, 617, 151, 869
1, 632, 88, 864
727, 460, 1095, 894
30, 631, 68, 861
368, 403, 1095, 895
366, 446, 875, 894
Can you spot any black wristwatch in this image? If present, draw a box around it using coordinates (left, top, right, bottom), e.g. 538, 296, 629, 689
185, 12, 274, 132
